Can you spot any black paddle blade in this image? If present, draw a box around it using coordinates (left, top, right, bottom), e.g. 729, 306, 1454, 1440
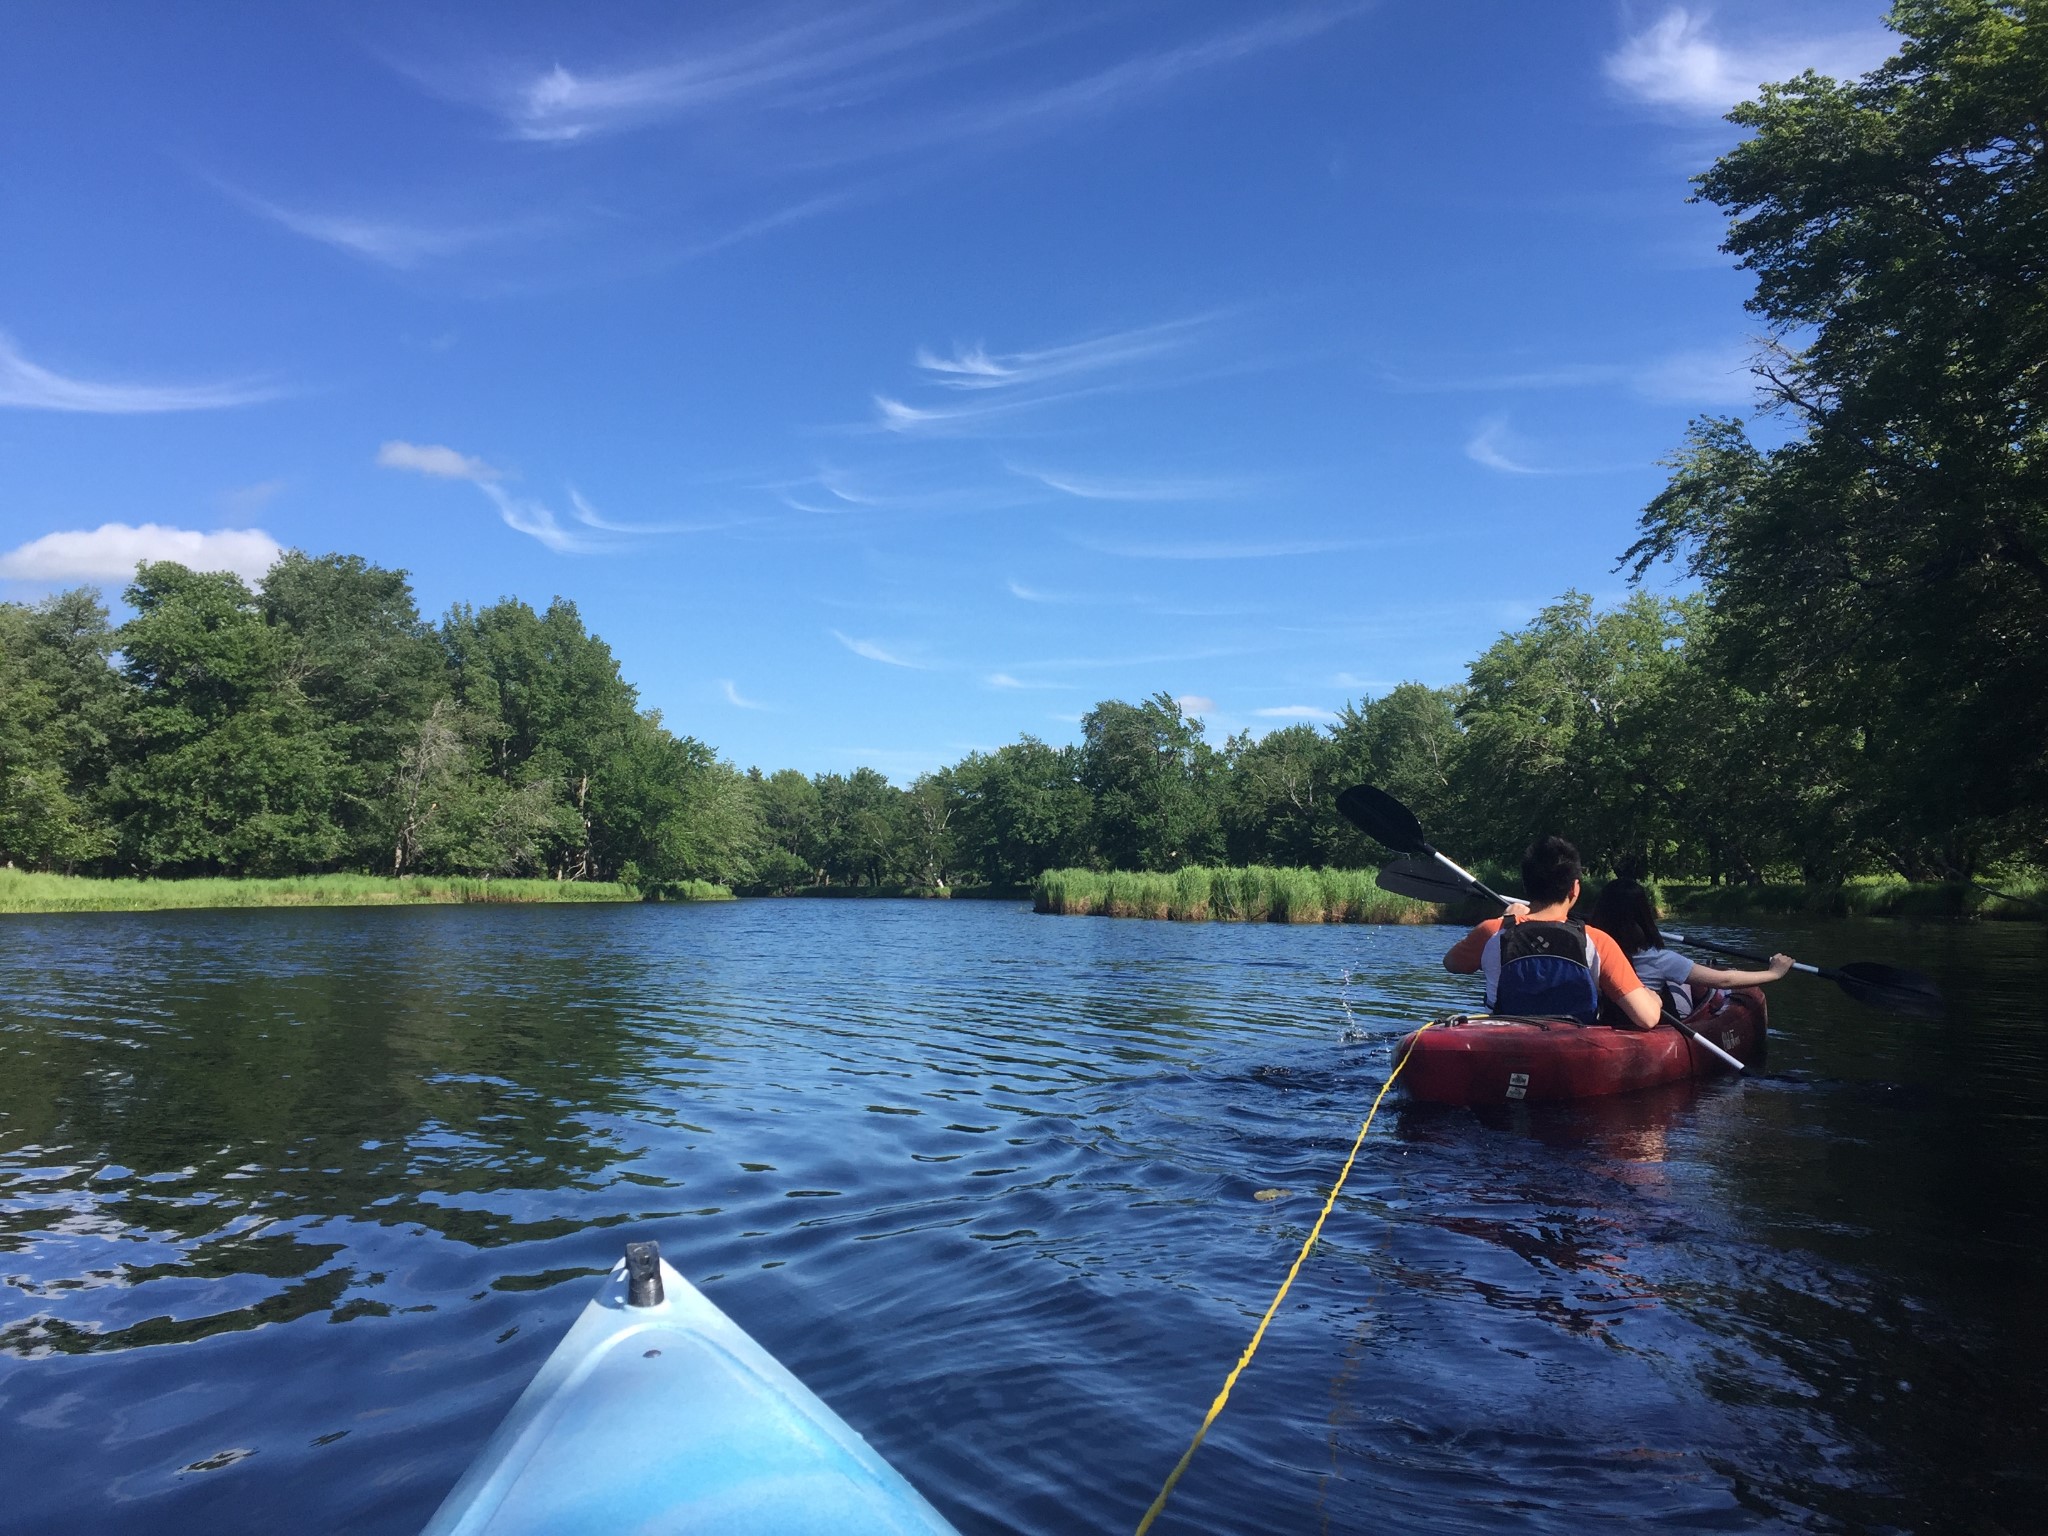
1375, 856, 1484, 905
1833, 961, 1945, 1018
1335, 783, 1430, 854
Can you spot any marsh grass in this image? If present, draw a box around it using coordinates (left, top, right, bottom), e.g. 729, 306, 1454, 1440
0, 870, 726, 915
1034, 866, 1442, 923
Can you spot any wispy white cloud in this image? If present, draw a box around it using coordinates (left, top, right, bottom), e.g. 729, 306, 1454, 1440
829, 629, 926, 668
228, 189, 531, 269
873, 314, 1225, 435
377, 441, 608, 551
1007, 579, 1063, 603
903, 7, 1370, 161
0, 523, 283, 584
1254, 704, 1338, 721
721, 679, 770, 710
1465, 417, 1641, 477
1630, 345, 1758, 406
568, 488, 735, 534
1008, 462, 1251, 501
915, 316, 1210, 393
1176, 694, 1217, 716
478, 484, 606, 553
0, 331, 276, 413
1074, 534, 1353, 560
1465, 418, 1544, 475
1386, 344, 1759, 405
986, 672, 1063, 690
779, 466, 1035, 515
469, 6, 998, 144
1605, 8, 1892, 116
378, 440, 503, 481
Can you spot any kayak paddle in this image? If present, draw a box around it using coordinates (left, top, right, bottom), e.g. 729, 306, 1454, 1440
1342, 791, 1744, 1072
1660, 929, 1944, 1018
1334, 784, 1514, 908
1377, 852, 1944, 1019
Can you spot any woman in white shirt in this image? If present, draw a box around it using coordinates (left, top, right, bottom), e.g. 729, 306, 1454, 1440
1587, 877, 1793, 1017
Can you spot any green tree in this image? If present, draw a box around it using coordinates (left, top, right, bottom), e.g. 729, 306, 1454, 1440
262, 552, 445, 867
0, 590, 124, 869
1220, 723, 1342, 865
591, 716, 761, 887
949, 738, 1092, 884
1079, 693, 1221, 870
1327, 683, 1466, 852
109, 563, 343, 875
1628, 0, 2048, 875
440, 597, 641, 878
814, 768, 904, 885
1452, 593, 1703, 872
751, 768, 825, 889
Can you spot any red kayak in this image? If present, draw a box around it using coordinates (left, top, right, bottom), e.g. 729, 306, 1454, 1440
1394, 988, 1767, 1106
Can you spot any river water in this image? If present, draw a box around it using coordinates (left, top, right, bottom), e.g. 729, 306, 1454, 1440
0, 900, 2041, 1534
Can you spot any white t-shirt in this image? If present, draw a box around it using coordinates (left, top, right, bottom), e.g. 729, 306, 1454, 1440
1629, 946, 1695, 1016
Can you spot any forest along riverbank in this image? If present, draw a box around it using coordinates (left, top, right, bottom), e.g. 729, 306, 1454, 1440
1035, 865, 2046, 924
0, 901, 2040, 1535
0, 869, 730, 914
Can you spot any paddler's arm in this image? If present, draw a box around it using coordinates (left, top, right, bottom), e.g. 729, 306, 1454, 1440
1687, 955, 1795, 989
1614, 985, 1663, 1030
1442, 912, 1515, 974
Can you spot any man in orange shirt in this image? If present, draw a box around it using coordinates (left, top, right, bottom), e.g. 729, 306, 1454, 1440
1442, 835, 1663, 1028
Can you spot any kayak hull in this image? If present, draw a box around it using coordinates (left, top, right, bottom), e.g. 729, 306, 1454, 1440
1394, 987, 1767, 1107
421, 1252, 960, 1536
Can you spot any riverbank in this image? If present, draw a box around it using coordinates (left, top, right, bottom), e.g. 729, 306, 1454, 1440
1662, 876, 2044, 921
1034, 866, 1440, 923
1033, 865, 2044, 925
0, 870, 731, 915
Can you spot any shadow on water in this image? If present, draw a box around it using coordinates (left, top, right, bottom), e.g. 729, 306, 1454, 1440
0, 901, 2042, 1534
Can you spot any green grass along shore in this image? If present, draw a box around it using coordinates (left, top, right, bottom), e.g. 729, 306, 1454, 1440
0, 869, 732, 915
1034, 866, 1443, 924
1034, 866, 2044, 924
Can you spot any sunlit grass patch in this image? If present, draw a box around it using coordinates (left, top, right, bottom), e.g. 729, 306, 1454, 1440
0, 870, 727, 915
1033, 866, 1441, 923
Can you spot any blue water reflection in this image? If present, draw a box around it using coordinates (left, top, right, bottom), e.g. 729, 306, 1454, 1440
0, 900, 2040, 1533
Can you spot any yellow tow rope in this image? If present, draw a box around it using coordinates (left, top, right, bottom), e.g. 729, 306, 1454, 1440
1133, 1026, 1429, 1535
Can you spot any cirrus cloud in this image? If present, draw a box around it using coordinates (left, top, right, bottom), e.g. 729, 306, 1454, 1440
0, 331, 277, 414
377, 440, 503, 481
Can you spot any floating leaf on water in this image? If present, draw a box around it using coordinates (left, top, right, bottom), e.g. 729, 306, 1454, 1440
1253, 1188, 1290, 1202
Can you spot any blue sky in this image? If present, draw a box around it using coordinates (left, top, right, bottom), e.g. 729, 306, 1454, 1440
0, 1, 1895, 779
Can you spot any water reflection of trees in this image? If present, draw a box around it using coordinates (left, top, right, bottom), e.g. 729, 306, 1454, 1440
0, 914, 700, 1354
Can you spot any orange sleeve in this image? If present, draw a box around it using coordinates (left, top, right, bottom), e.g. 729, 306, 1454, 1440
1589, 927, 1644, 1001
1443, 918, 1501, 973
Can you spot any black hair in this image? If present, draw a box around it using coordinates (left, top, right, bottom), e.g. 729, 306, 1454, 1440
1521, 835, 1582, 907
1588, 877, 1663, 955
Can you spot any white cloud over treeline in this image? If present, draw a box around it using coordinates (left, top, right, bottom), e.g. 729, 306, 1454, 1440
0, 524, 283, 584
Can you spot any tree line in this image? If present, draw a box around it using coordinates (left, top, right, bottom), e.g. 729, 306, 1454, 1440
2, 3, 2036, 892
0, 564, 2031, 892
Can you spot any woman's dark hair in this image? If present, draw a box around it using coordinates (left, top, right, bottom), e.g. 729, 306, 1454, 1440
1521, 835, 1582, 906
1588, 877, 1663, 955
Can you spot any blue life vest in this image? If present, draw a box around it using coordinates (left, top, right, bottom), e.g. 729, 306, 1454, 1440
1492, 916, 1600, 1023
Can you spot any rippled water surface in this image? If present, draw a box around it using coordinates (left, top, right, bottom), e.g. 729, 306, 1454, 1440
2, 900, 2044, 1534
